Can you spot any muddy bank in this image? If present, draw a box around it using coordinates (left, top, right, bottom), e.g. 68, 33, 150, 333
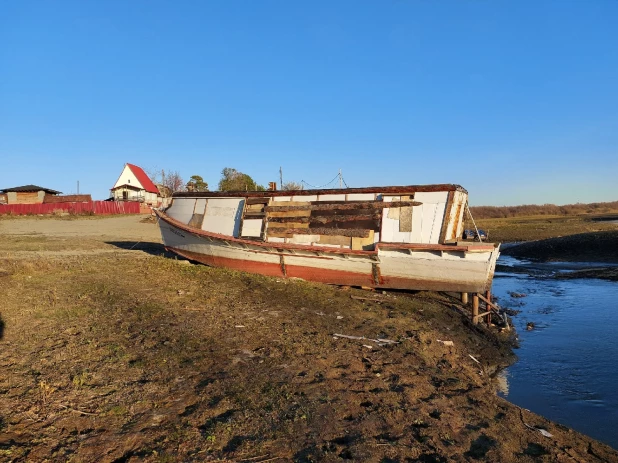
1, 217, 617, 461
500, 231, 618, 281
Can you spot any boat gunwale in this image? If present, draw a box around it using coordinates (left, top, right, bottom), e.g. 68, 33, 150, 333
155, 210, 496, 256
172, 183, 467, 199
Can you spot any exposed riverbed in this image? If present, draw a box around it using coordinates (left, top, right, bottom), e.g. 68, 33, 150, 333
493, 256, 618, 449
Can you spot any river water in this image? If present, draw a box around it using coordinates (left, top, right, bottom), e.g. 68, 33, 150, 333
492, 256, 618, 449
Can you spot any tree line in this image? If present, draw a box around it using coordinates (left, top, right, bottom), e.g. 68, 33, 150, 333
470, 201, 618, 219
148, 167, 302, 197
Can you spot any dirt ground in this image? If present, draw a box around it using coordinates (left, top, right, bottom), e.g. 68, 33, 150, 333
1, 215, 618, 462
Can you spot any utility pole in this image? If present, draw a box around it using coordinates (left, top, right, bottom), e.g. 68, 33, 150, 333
77, 181, 79, 195
279, 166, 283, 190
339, 169, 342, 188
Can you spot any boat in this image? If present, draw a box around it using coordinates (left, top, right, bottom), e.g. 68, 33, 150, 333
155, 184, 499, 293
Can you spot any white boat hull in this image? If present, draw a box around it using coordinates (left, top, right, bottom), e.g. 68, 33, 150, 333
157, 212, 499, 293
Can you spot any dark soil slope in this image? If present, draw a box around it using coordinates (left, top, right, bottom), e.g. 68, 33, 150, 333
2, 253, 617, 462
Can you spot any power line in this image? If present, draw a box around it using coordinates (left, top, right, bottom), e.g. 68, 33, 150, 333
300, 173, 341, 189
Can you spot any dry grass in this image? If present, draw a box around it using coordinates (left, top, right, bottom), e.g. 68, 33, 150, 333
469, 201, 618, 219
465, 215, 618, 243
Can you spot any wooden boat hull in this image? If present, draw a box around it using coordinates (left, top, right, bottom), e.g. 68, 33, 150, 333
156, 211, 499, 293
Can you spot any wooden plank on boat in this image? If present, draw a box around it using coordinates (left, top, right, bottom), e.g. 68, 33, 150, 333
352, 230, 375, 250
267, 227, 371, 238
399, 195, 413, 232
309, 219, 380, 230
272, 200, 312, 207
271, 222, 309, 229
310, 213, 381, 223
264, 200, 421, 212
268, 213, 379, 224
267, 210, 312, 218
246, 197, 271, 205
318, 235, 352, 247
244, 212, 266, 218
309, 208, 380, 217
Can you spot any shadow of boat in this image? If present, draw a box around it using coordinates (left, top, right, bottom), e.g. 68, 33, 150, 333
105, 241, 178, 259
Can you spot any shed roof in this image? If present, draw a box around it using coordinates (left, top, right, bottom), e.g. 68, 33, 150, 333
0, 185, 62, 194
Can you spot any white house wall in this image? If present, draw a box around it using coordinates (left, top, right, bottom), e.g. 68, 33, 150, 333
112, 165, 141, 190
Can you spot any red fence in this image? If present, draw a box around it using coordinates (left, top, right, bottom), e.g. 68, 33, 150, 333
0, 201, 142, 216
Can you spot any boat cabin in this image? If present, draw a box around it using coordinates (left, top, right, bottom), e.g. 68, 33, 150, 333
165, 184, 468, 250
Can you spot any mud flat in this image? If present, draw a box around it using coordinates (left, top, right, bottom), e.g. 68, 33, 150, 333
501, 230, 618, 281
1, 216, 617, 462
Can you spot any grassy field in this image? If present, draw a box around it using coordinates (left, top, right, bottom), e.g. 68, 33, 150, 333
1, 216, 617, 462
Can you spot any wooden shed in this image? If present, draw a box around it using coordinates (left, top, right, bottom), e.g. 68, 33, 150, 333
0, 185, 62, 205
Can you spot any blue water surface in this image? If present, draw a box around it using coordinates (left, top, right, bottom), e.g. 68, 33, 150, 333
493, 256, 618, 449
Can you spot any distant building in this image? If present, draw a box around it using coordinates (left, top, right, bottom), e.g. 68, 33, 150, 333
0, 185, 62, 205
110, 163, 161, 206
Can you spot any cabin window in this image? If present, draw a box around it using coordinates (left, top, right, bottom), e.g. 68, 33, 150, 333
240, 198, 269, 239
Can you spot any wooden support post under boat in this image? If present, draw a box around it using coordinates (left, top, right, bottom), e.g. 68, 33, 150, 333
472, 294, 479, 325
486, 290, 492, 325
461, 292, 468, 305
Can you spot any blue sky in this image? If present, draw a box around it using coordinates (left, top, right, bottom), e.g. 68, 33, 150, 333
1, 1, 617, 206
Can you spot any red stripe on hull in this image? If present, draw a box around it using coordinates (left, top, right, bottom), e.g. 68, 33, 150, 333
169, 248, 284, 277
169, 247, 373, 286
378, 275, 489, 293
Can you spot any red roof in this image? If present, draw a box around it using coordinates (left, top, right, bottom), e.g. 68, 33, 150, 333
126, 163, 159, 194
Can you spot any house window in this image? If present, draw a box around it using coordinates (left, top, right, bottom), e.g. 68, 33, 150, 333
128, 179, 131, 183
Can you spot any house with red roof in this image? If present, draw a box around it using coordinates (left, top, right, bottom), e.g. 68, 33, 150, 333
110, 163, 161, 206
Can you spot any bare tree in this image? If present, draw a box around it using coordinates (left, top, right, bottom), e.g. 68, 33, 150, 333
147, 168, 186, 197
165, 171, 185, 195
